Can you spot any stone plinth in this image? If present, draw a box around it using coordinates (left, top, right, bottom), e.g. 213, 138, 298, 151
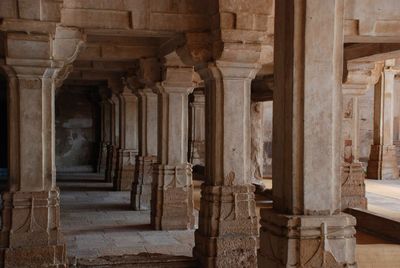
367, 145, 399, 180
97, 141, 108, 173
258, 209, 357, 267
114, 149, 137, 190
193, 184, 258, 268
0, 190, 66, 268
105, 144, 117, 183
131, 155, 157, 210
341, 162, 367, 209
151, 164, 195, 230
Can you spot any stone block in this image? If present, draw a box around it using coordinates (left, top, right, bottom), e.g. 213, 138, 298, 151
7, 34, 50, 60
258, 209, 357, 268
149, 13, 208, 32
1, 245, 66, 268
151, 164, 195, 230
61, 9, 132, 29
40, 0, 62, 22
18, 0, 40, 20
194, 184, 258, 268
63, 0, 125, 9
0, 0, 18, 18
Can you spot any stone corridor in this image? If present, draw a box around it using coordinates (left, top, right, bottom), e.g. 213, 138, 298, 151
58, 173, 400, 268
2, 0, 400, 267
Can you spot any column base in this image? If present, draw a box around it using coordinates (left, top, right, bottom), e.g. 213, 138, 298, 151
341, 162, 367, 210
193, 184, 258, 268
0, 190, 67, 268
114, 149, 137, 191
151, 164, 195, 230
131, 155, 157, 210
97, 142, 108, 174
258, 209, 357, 268
367, 145, 399, 180
189, 140, 205, 166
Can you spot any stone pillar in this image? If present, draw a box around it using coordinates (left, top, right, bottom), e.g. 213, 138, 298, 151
114, 86, 139, 191
340, 61, 382, 209
131, 88, 158, 210
105, 93, 119, 183
258, 1, 357, 267
367, 63, 400, 180
151, 53, 195, 230
0, 74, 67, 267
0, 25, 83, 268
97, 88, 112, 174
393, 77, 400, 166
188, 87, 206, 167
193, 62, 260, 267
250, 101, 264, 181
342, 94, 367, 209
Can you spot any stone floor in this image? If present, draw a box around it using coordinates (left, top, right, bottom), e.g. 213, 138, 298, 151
59, 173, 196, 259
366, 179, 400, 220
58, 174, 400, 267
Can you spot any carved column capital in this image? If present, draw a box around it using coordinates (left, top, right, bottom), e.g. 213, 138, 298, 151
343, 61, 384, 95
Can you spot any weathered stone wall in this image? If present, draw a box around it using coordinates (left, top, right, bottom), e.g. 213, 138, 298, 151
358, 85, 374, 167
262, 101, 273, 176
55, 86, 100, 172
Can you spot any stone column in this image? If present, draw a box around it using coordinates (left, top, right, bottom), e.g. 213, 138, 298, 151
151, 53, 195, 230
0, 25, 83, 268
114, 86, 139, 191
193, 62, 260, 267
341, 61, 382, 210
367, 63, 400, 180
0, 74, 67, 267
131, 88, 158, 210
393, 76, 400, 166
97, 88, 112, 174
188, 87, 206, 167
258, 1, 357, 267
105, 92, 120, 183
342, 94, 367, 209
250, 101, 264, 182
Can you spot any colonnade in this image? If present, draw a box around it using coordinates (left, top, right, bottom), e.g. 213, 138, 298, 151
2, 0, 398, 267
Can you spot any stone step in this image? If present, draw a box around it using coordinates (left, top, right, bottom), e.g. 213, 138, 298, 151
71, 253, 199, 268
346, 208, 400, 243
